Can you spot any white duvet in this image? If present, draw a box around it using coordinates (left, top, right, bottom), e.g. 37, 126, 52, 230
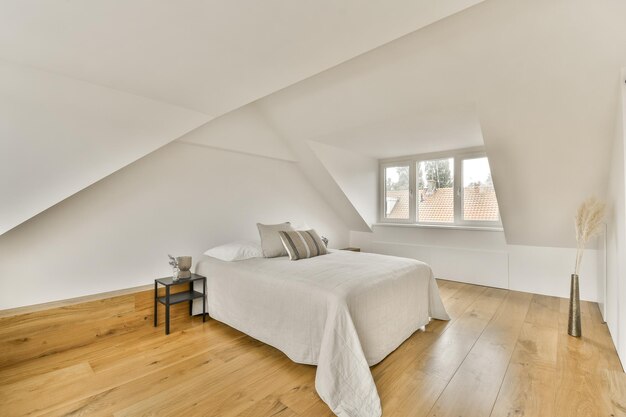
194, 250, 449, 417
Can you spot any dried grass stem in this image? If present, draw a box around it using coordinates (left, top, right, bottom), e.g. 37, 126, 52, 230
574, 197, 605, 276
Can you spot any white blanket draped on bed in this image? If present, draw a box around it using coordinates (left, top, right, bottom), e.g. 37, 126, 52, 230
195, 250, 449, 417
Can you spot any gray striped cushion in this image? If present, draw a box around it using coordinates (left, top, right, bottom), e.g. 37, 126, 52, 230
278, 229, 328, 260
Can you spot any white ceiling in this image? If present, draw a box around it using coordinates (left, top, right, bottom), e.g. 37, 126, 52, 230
0, 60, 209, 235
309, 105, 484, 159
0, 0, 483, 116
257, 0, 626, 247
0, 0, 483, 235
2, 0, 625, 248
177, 104, 296, 162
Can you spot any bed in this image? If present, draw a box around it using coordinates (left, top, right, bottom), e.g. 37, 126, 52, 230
194, 249, 449, 417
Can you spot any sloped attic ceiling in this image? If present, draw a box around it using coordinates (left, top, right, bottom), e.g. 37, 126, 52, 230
0, 0, 483, 236
0, 0, 484, 116
0, 0, 479, 234
0, 60, 209, 236
306, 104, 484, 159
257, 0, 626, 248
3, 0, 625, 249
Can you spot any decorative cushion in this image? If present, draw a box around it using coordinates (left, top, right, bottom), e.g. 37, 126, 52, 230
278, 229, 329, 261
257, 222, 295, 258
203, 241, 263, 262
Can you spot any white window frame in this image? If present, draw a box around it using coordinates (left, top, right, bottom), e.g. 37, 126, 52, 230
379, 147, 502, 228
380, 161, 414, 223
416, 156, 456, 226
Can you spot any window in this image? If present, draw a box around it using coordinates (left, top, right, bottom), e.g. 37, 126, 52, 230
383, 165, 410, 220
380, 149, 501, 227
462, 157, 499, 222
417, 158, 454, 223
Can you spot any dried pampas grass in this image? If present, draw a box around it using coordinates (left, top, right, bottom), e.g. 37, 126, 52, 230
574, 197, 605, 276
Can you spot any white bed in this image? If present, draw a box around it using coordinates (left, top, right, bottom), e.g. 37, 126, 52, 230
194, 249, 449, 417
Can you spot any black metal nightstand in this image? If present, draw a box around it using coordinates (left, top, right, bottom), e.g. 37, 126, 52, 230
154, 273, 207, 335
340, 247, 361, 252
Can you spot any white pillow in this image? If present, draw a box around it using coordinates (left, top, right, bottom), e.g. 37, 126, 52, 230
204, 241, 263, 262
257, 222, 295, 258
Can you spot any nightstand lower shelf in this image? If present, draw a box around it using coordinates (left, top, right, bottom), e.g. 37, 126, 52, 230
157, 290, 204, 305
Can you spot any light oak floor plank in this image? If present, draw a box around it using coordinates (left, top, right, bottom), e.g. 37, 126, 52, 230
426, 290, 533, 417
490, 294, 560, 417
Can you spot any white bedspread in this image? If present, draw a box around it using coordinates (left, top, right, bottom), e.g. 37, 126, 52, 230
194, 250, 449, 417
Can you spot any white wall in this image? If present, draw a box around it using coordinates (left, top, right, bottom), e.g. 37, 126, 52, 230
351, 226, 600, 302
260, 107, 373, 233
596, 224, 608, 320
0, 142, 349, 309
605, 73, 626, 365
308, 141, 378, 226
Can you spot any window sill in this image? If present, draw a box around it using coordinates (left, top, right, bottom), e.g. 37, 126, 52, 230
373, 223, 504, 232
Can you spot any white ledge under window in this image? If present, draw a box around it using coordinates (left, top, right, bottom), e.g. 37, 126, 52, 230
373, 223, 504, 232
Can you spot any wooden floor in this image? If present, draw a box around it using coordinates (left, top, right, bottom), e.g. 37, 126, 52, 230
1, 280, 624, 417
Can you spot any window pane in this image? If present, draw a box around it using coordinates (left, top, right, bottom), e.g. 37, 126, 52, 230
463, 157, 500, 222
417, 158, 454, 223
384, 166, 409, 219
